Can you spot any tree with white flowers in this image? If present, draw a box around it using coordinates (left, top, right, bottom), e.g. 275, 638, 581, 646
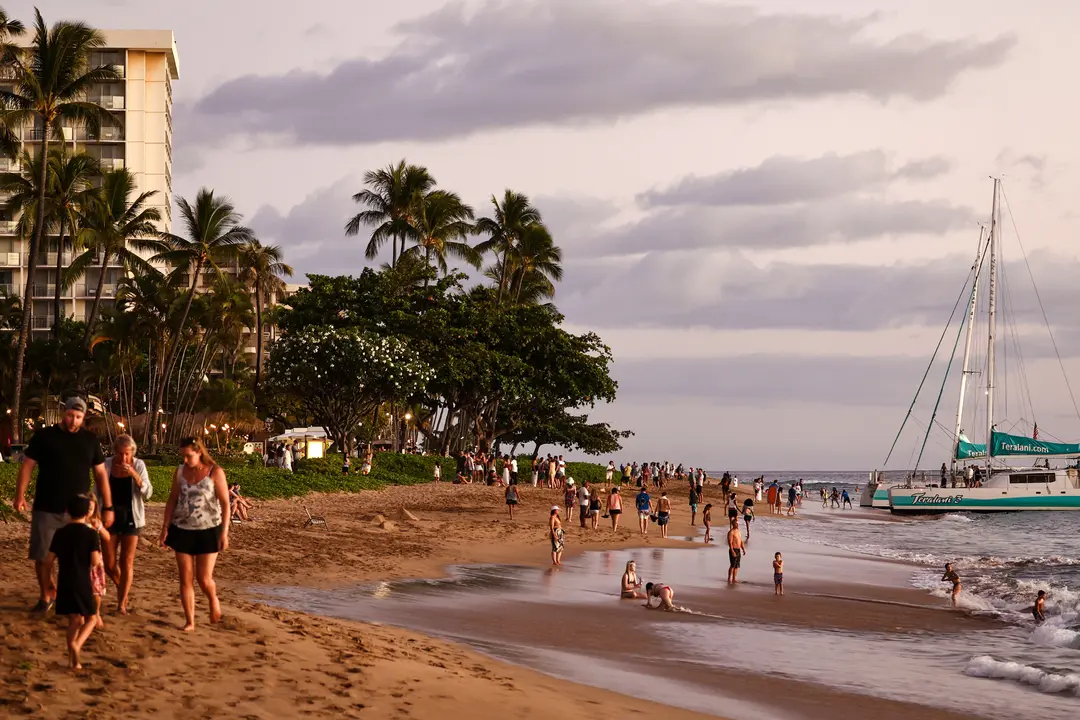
265, 326, 433, 456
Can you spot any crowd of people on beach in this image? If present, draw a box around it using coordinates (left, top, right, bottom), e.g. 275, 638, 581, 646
10, 397, 232, 669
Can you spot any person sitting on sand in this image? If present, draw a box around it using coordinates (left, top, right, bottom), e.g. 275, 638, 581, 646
656, 491, 671, 538
621, 560, 645, 599
703, 504, 713, 543
644, 582, 675, 610
607, 488, 622, 532
505, 483, 520, 519
941, 563, 961, 608
549, 506, 564, 566
773, 552, 784, 596
1033, 590, 1047, 623
49, 494, 104, 669
727, 521, 745, 584
230, 484, 252, 522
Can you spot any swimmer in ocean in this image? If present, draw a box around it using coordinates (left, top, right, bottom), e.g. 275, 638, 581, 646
941, 563, 961, 608
1032, 590, 1046, 623
644, 582, 675, 610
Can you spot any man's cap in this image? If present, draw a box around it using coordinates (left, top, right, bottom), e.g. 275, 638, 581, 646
64, 396, 87, 413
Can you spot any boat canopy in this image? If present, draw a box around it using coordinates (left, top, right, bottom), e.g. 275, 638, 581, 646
956, 430, 1080, 459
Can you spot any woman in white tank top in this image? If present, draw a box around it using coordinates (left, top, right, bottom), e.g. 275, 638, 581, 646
160, 437, 230, 631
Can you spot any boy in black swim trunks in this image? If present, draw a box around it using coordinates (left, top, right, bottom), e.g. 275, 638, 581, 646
726, 522, 744, 584
773, 552, 784, 596
1033, 590, 1046, 623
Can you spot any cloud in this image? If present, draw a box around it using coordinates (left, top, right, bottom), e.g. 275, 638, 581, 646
580, 197, 974, 256
638, 151, 951, 207
183, 0, 1014, 146
556, 249, 1080, 335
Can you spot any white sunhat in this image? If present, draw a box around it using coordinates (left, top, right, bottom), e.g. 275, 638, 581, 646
551, 505, 561, 512
567, 477, 575, 485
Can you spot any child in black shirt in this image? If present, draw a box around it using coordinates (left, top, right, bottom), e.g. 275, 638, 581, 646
48, 495, 104, 669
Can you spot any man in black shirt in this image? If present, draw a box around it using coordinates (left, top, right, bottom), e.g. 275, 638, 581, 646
13, 397, 111, 614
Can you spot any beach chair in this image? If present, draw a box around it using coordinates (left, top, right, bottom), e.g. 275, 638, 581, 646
303, 505, 328, 530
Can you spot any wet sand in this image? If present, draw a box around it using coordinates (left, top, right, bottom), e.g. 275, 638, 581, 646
0, 480, 1042, 719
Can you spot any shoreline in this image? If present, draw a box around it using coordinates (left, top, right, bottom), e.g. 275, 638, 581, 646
0, 481, 993, 719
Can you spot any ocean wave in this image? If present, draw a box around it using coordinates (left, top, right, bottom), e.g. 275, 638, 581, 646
965, 655, 1080, 696
1031, 623, 1080, 650
943, 513, 974, 522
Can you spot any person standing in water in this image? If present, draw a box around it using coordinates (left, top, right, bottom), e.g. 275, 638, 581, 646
742, 499, 755, 541
941, 563, 961, 608
549, 506, 564, 566
727, 520, 745, 584
1033, 590, 1047, 623
773, 552, 784, 596
644, 582, 675, 610
621, 560, 644, 599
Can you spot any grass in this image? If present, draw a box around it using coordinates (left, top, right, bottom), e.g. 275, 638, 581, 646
0, 451, 611, 505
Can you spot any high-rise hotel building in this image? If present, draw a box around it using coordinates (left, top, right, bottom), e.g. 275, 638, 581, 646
0, 30, 178, 333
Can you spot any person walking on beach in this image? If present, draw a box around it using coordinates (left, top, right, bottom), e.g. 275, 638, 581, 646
1032, 590, 1047, 623
720, 473, 732, 507
564, 480, 577, 523
688, 484, 700, 525
549, 506, 564, 566
703, 504, 713, 543
606, 460, 615, 485
773, 552, 784, 596
505, 483, 520, 519
644, 582, 675, 610
48, 494, 104, 669
621, 560, 644, 599
589, 490, 602, 529
727, 521, 745, 584
656, 491, 671, 539
941, 563, 961, 608
635, 486, 652, 537
607, 487, 623, 532
160, 437, 230, 631
821, 488, 828, 508
765, 480, 778, 515
577, 481, 591, 528
98, 434, 152, 615
13, 397, 112, 615
786, 485, 797, 516
742, 499, 755, 541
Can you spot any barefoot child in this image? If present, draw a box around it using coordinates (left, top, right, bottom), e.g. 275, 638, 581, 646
1033, 590, 1047, 623
49, 495, 104, 669
773, 552, 784, 596
86, 496, 111, 627
703, 504, 712, 543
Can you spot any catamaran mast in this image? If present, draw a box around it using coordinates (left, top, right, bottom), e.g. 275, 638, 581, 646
985, 178, 1000, 474
952, 225, 985, 477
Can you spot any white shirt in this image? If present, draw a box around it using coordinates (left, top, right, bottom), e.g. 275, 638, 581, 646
510, 459, 518, 473
577, 486, 590, 504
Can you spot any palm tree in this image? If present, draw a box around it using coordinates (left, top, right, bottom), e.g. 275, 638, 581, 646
236, 239, 292, 395
69, 168, 160, 343
149, 188, 252, 448
0, 10, 120, 441
47, 150, 99, 336
474, 190, 544, 304
345, 160, 434, 268
399, 190, 479, 275
509, 223, 563, 303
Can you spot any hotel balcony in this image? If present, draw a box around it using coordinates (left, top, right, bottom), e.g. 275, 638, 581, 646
0, 220, 17, 234
77, 284, 118, 298
1, 251, 19, 266
0, 282, 14, 296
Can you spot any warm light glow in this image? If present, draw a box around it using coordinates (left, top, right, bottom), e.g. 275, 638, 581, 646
210, 424, 217, 429
203, 428, 209, 434
307, 439, 325, 459
223, 424, 230, 431
5, 408, 11, 414
117, 422, 125, 429
404, 413, 412, 421
161, 423, 167, 429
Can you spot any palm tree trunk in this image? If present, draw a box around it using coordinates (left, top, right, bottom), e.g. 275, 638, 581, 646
150, 259, 203, 450
497, 247, 511, 305
52, 215, 67, 338
391, 233, 398, 269
82, 251, 111, 346
253, 279, 264, 396
11, 134, 52, 443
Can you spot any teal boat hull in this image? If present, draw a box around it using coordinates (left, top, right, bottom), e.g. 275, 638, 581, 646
888, 488, 1080, 513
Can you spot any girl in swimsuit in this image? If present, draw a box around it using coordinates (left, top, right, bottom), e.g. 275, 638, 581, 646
942, 563, 961, 608
589, 493, 602, 530
742, 499, 755, 541
644, 582, 675, 610
621, 560, 644, 598
702, 504, 712, 543
607, 488, 622, 532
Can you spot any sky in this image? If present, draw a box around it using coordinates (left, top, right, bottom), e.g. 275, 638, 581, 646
16, 0, 1080, 470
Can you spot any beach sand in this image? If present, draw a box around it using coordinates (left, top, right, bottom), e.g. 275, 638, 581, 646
0, 480, 988, 719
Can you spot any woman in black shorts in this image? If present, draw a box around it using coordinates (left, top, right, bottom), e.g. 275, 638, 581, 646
98, 434, 152, 614
160, 437, 230, 631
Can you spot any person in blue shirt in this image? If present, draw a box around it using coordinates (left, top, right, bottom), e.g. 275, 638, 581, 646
635, 488, 652, 536
841, 489, 852, 509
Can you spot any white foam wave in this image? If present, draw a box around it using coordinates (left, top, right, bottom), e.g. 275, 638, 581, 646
965, 655, 1080, 695
943, 513, 974, 522
1031, 624, 1080, 649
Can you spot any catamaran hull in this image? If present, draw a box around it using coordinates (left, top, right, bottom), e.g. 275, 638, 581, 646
888, 487, 1080, 513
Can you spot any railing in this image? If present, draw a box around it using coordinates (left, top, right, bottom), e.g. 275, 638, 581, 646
99, 158, 125, 171
38, 252, 73, 266
77, 284, 117, 298
0, 283, 13, 295
91, 96, 125, 110
74, 126, 124, 142
0, 221, 17, 234
1, 252, 18, 265
31, 284, 56, 297
30, 316, 51, 330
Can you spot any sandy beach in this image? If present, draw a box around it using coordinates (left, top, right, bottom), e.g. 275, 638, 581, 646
0, 480, 1006, 719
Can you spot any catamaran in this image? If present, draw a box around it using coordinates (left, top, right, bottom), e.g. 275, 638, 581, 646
884, 178, 1080, 513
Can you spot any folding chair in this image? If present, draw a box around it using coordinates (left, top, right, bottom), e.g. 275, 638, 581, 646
303, 506, 328, 530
